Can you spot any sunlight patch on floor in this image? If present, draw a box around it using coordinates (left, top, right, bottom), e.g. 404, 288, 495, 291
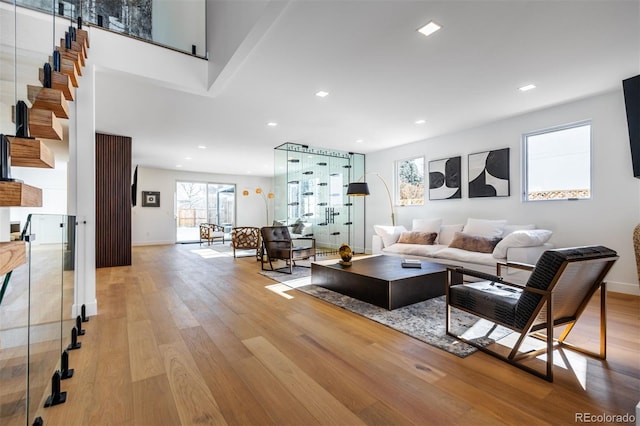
265, 284, 295, 299
190, 248, 232, 258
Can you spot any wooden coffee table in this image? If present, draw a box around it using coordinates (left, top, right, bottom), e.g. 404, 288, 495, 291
311, 255, 447, 310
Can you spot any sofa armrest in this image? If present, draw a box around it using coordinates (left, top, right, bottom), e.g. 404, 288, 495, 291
506, 242, 553, 265
372, 235, 383, 254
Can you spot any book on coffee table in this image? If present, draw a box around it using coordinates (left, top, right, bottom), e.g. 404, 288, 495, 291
401, 259, 422, 268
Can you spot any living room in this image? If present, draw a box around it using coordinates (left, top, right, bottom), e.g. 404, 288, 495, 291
1, 1, 639, 424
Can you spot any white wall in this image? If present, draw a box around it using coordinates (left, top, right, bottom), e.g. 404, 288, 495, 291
366, 90, 640, 295
132, 166, 273, 245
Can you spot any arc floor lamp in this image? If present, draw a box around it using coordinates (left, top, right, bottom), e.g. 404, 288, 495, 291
346, 173, 396, 226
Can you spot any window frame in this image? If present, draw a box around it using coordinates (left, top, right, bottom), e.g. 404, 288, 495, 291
522, 120, 592, 202
395, 156, 425, 206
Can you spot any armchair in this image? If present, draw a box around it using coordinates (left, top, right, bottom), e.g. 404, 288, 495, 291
231, 226, 261, 259
445, 246, 618, 381
260, 226, 316, 274
199, 223, 225, 245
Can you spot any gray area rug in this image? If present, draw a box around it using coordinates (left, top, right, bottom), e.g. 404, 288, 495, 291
259, 267, 511, 358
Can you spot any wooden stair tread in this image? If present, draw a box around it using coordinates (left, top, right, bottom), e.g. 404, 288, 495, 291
60, 38, 87, 62
56, 48, 82, 76
27, 85, 69, 119
39, 68, 75, 101
8, 137, 55, 169
28, 109, 63, 140
0, 181, 42, 207
49, 56, 79, 87
0, 241, 26, 276
76, 29, 90, 48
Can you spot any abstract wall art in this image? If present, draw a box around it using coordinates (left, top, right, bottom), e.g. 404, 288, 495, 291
468, 148, 510, 198
429, 156, 461, 200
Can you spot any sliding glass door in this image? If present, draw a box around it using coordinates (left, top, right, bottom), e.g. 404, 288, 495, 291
176, 181, 236, 243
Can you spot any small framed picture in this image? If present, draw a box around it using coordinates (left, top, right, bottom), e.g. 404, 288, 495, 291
142, 191, 160, 207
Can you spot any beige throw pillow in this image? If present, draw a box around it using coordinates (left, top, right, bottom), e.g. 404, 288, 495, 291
397, 231, 438, 245
449, 232, 501, 253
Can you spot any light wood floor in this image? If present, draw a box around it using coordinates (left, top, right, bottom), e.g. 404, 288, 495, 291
13, 244, 640, 425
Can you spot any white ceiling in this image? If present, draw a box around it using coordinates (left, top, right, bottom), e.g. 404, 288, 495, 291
94, 0, 639, 177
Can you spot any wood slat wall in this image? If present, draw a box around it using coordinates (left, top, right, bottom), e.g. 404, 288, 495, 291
95, 133, 132, 268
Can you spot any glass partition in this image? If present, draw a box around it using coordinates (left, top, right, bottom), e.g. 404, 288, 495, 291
274, 143, 366, 253
0, 214, 77, 425
3, 0, 207, 57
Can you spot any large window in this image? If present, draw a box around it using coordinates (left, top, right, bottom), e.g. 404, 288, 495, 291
176, 181, 235, 242
523, 121, 591, 201
396, 156, 425, 206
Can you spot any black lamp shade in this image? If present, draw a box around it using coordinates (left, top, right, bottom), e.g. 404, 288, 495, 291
346, 182, 370, 196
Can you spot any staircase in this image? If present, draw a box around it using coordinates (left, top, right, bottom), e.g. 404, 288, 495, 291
0, 22, 90, 300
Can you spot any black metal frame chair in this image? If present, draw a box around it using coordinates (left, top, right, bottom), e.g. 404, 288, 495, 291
445, 246, 618, 382
260, 226, 316, 274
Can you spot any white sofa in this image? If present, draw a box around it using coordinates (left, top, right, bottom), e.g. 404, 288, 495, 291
372, 218, 554, 277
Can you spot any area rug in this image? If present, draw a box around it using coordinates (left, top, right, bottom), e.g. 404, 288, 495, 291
260, 268, 511, 358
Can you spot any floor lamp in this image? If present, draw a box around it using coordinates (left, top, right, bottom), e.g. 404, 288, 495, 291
346, 173, 395, 226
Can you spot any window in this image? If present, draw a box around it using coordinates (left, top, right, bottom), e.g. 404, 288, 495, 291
523, 121, 591, 201
396, 156, 425, 205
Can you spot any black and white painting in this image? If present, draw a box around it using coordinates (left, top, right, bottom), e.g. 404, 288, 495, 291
429, 156, 461, 200
468, 148, 510, 198
142, 191, 160, 207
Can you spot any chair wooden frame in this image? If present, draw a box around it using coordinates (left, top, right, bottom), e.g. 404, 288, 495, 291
445, 247, 618, 382
199, 223, 225, 246
260, 226, 316, 274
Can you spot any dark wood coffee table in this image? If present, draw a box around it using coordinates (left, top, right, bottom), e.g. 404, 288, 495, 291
310, 255, 447, 310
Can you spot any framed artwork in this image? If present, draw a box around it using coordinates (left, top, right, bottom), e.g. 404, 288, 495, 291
142, 191, 160, 207
429, 156, 461, 200
468, 148, 510, 198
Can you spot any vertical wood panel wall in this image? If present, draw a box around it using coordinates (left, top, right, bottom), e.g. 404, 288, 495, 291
95, 133, 132, 267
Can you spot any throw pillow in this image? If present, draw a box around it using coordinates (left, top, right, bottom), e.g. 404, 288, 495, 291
437, 224, 464, 245
291, 219, 305, 235
449, 232, 501, 254
373, 225, 408, 247
463, 218, 507, 239
502, 224, 536, 238
397, 231, 438, 245
411, 218, 442, 233
492, 229, 553, 258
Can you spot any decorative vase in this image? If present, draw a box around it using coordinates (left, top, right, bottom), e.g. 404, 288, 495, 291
338, 243, 352, 267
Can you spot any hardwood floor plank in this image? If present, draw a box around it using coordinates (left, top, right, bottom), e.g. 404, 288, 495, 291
158, 340, 228, 425
243, 335, 366, 425
132, 374, 182, 426
181, 326, 274, 425
127, 319, 165, 382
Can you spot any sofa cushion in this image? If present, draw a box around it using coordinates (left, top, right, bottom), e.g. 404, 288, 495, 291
492, 229, 553, 259
412, 218, 442, 233
437, 224, 464, 245
432, 247, 498, 266
449, 232, 501, 254
463, 218, 507, 239
374, 225, 407, 247
397, 231, 437, 245
383, 243, 446, 257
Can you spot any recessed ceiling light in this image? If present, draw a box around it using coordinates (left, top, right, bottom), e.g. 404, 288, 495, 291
267, 122, 278, 127
417, 21, 441, 37
185, 156, 192, 160
415, 119, 426, 124
519, 84, 536, 92
197, 145, 207, 149
355, 139, 363, 143
176, 164, 182, 168
315, 90, 329, 98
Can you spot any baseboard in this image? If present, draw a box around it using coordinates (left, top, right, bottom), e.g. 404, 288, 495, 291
132, 240, 175, 246
73, 299, 98, 317
607, 280, 640, 296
